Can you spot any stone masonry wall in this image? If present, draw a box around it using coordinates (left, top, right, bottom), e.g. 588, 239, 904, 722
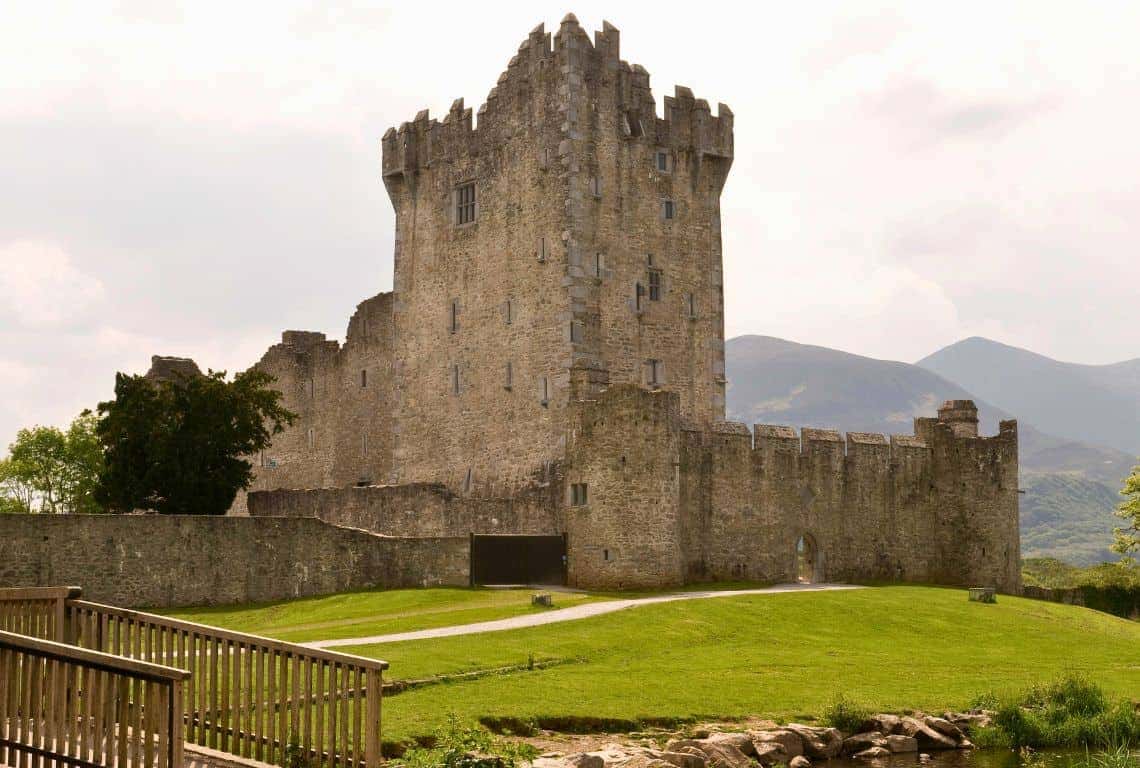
0, 515, 468, 608
248, 481, 563, 538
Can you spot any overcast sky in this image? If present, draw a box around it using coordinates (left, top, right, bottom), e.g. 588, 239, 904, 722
3, 1, 1139, 442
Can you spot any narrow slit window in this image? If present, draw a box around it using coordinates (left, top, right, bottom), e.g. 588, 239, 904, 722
537, 236, 548, 262
505, 299, 513, 325
539, 376, 549, 407
635, 282, 645, 312
361, 369, 367, 388
455, 182, 476, 225
504, 361, 513, 390
361, 433, 368, 457
463, 468, 473, 493
590, 176, 602, 197
647, 359, 664, 388
452, 364, 460, 396
307, 428, 315, 450
686, 292, 696, 319
570, 320, 583, 344
594, 252, 604, 278
449, 299, 459, 334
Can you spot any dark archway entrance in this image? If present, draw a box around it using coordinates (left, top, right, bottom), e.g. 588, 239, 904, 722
470, 534, 567, 586
796, 534, 819, 584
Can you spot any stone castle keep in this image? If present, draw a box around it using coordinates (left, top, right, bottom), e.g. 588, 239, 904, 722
231, 15, 1020, 593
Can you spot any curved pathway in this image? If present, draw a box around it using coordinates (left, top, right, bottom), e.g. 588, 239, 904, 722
304, 582, 861, 649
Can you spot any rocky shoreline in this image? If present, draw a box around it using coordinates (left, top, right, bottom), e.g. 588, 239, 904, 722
530, 711, 991, 768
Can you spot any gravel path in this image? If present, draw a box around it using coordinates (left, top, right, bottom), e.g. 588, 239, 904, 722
304, 582, 861, 649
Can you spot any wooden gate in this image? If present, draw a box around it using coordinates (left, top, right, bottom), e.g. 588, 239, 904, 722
470, 535, 567, 586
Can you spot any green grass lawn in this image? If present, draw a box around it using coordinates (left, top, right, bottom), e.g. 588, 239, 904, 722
320, 586, 1140, 741
161, 587, 608, 643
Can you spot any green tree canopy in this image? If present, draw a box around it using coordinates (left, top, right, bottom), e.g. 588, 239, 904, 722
1, 412, 104, 514
95, 368, 294, 515
1113, 464, 1140, 561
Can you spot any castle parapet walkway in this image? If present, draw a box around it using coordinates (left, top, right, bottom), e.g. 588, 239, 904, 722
0, 588, 388, 768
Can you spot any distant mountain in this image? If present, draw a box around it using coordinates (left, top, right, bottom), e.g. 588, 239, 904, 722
918, 337, 1140, 456
725, 335, 1135, 565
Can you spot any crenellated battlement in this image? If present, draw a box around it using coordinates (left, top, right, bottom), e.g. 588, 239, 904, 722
380, 15, 732, 182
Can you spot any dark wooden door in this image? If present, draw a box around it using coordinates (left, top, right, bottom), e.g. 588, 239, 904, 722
470, 534, 567, 586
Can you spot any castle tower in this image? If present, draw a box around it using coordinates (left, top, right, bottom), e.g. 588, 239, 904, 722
937, 400, 980, 438
380, 16, 733, 491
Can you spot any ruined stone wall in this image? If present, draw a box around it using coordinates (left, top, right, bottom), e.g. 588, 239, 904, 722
0, 515, 468, 609
247, 481, 563, 538
239, 293, 397, 511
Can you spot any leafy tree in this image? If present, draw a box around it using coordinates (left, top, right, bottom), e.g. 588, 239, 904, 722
95, 368, 294, 515
1, 412, 104, 514
1112, 464, 1140, 561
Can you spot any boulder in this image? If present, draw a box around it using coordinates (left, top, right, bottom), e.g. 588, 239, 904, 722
532, 758, 569, 768
923, 717, 965, 742
655, 752, 706, 768
858, 714, 902, 736
694, 742, 753, 768
842, 733, 888, 756
789, 757, 812, 768
884, 733, 921, 752
750, 729, 803, 759
946, 712, 993, 732
852, 747, 891, 761
885, 735, 918, 753
752, 743, 787, 767
567, 755, 606, 768
664, 741, 708, 756
899, 718, 958, 751
704, 733, 757, 758
785, 725, 842, 759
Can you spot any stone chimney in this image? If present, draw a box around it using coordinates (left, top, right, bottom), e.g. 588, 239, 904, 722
937, 399, 979, 438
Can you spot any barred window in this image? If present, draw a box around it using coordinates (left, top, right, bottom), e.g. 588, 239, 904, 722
455, 182, 476, 225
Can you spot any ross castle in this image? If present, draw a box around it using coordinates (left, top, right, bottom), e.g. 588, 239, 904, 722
229, 15, 1021, 593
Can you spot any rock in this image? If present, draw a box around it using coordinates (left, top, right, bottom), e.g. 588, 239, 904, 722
664, 741, 708, 756
705, 733, 757, 758
899, 717, 958, 751
853, 747, 891, 760
655, 752, 707, 768
923, 717, 965, 742
532, 758, 568, 768
946, 712, 992, 732
751, 729, 804, 759
859, 714, 902, 735
785, 725, 843, 759
567, 755, 605, 768
789, 757, 812, 768
752, 743, 787, 767
885, 735, 918, 753
694, 742, 753, 768
842, 733, 888, 756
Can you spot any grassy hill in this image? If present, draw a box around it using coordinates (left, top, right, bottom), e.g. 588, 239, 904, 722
170, 586, 1140, 742
725, 335, 1135, 565
918, 337, 1140, 457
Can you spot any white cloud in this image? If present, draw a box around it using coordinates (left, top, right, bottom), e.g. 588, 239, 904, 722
0, 240, 105, 329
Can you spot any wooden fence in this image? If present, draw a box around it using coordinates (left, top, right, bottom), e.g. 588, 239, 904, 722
0, 587, 82, 644
0, 628, 189, 768
64, 600, 387, 768
0, 588, 389, 768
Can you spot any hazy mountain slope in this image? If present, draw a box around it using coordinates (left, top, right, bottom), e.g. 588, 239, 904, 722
725, 335, 1134, 565
917, 337, 1140, 456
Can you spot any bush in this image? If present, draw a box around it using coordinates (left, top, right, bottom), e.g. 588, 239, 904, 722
396, 714, 537, 768
981, 675, 1140, 749
821, 695, 872, 733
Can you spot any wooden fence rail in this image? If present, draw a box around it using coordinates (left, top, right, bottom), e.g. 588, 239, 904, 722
63, 600, 387, 768
0, 628, 188, 768
0, 588, 82, 645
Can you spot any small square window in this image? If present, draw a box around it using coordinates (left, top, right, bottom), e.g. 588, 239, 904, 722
663, 199, 675, 219
455, 182, 476, 225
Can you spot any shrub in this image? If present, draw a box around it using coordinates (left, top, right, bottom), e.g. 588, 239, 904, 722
982, 675, 1140, 749
396, 714, 537, 768
821, 695, 872, 733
